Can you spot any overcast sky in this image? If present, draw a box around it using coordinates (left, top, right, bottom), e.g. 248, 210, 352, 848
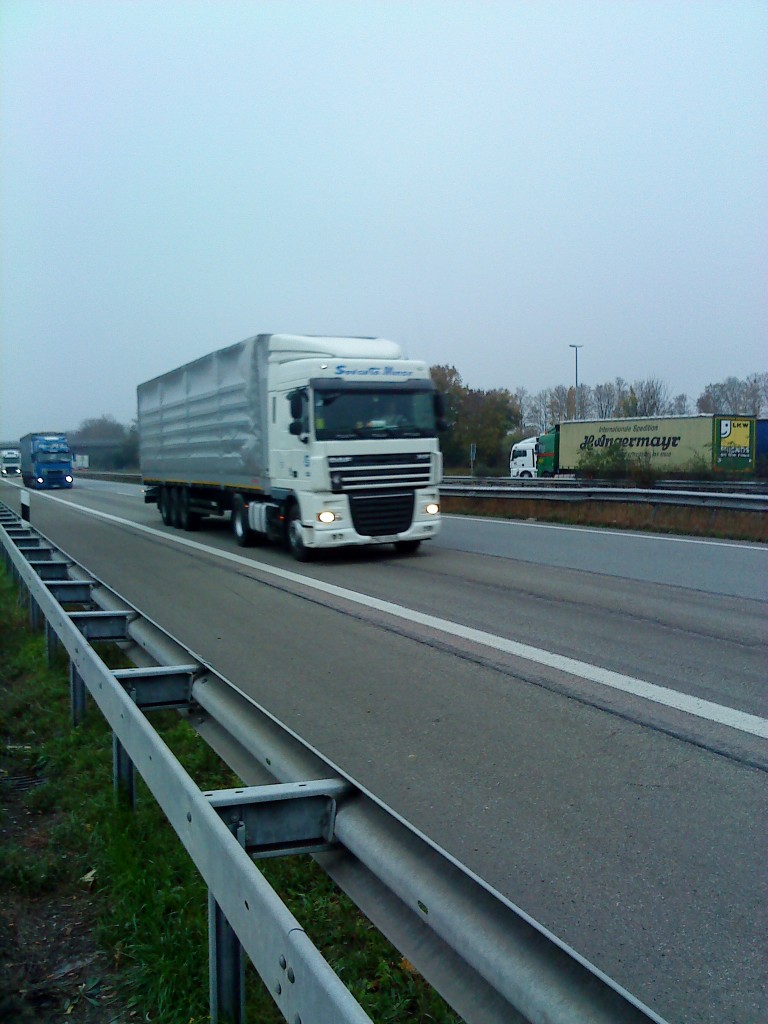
1, 0, 766, 439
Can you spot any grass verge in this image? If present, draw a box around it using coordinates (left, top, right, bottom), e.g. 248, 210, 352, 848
442, 494, 767, 542
0, 564, 463, 1023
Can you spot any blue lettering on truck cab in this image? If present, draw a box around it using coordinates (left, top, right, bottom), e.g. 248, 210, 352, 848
335, 364, 415, 378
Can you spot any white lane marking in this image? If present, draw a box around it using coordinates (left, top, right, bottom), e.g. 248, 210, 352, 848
443, 513, 767, 552
28, 492, 768, 740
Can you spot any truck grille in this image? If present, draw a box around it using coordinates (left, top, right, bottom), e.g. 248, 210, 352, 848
349, 491, 415, 537
45, 471, 67, 486
328, 452, 431, 491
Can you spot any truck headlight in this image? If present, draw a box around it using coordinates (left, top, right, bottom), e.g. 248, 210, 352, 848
317, 510, 337, 524
65, 475, 73, 483
37, 477, 44, 484
425, 502, 439, 515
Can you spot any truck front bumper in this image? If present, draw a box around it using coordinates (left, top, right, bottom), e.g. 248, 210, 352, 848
297, 490, 442, 550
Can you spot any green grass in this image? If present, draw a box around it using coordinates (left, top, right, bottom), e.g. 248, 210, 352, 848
0, 564, 463, 1023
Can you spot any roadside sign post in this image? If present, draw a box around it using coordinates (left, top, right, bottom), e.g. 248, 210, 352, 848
20, 489, 30, 526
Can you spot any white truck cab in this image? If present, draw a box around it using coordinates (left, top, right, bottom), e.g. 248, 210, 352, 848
509, 436, 538, 478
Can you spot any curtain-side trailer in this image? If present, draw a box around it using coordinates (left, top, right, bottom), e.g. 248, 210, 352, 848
535, 416, 757, 477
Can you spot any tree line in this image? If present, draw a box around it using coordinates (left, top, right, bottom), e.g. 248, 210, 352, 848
66, 370, 767, 474
68, 416, 138, 470
519, 371, 768, 433
431, 368, 768, 473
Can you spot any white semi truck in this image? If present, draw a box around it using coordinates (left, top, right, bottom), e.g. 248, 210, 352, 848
1, 448, 22, 477
138, 333, 445, 560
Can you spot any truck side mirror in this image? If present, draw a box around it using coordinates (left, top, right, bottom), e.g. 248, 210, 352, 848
289, 392, 303, 419
288, 390, 309, 442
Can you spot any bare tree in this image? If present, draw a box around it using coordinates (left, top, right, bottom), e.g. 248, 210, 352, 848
743, 373, 766, 415
576, 384, 593, 419
71, 415, 127, 440
669, 393, 691, 415
720, 377, 748, 413
530, 389, 553, 433
759, 373, 768, 412
514, 386, 532, 430
548, 385, 571, 423
633, 377, 671, 416
592, 381, 617, 418
696, 384, 722, 414
696, 375, 768, 415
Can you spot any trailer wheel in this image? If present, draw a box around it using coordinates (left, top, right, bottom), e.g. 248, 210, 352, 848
231, 495, 254, 547
179, 487, 200, 532
169, 487, 183, 528
287, 504, 313, 562
159, 487, 173, 525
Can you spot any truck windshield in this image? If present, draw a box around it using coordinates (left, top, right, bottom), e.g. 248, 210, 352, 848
313, 389, 437, 441
36, 452, 71, 463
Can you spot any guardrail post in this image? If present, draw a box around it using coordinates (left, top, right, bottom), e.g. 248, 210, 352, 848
209, 822, 246, 1024
46, 621, 61, 665
15, 568, 26, 605
28, 594, 42, 631
112, 735, 136, 809
209, 895, 245, 1024
70, 663, 88, 725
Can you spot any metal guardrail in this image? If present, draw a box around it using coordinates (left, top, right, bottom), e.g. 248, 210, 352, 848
76, 470, 768, 513
448, 475, 768, 493
0, 499, 668, 1024
441, 478, 768, 512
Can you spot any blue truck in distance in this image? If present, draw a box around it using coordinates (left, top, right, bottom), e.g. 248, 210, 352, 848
19, 433, 74, 489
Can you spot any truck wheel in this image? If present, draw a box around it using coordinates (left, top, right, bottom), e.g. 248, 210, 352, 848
287, 504, 313, 562
231, 495, 254, 547
159, 487, 173, 525
169, 487, 183, 528
395, 540, 421, 555
179, 487, 200, 532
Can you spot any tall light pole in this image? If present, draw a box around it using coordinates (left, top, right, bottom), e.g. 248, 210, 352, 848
569, 344, 583, 419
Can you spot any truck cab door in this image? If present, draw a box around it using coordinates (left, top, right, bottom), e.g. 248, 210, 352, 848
274, 389, 311, 485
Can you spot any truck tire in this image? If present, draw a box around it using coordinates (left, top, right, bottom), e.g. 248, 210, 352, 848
231, 495, 254, 547
159, 487, 173, 525
179, 487, 200, 531
287, 504, 313, 562
169, 487, 183, 528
